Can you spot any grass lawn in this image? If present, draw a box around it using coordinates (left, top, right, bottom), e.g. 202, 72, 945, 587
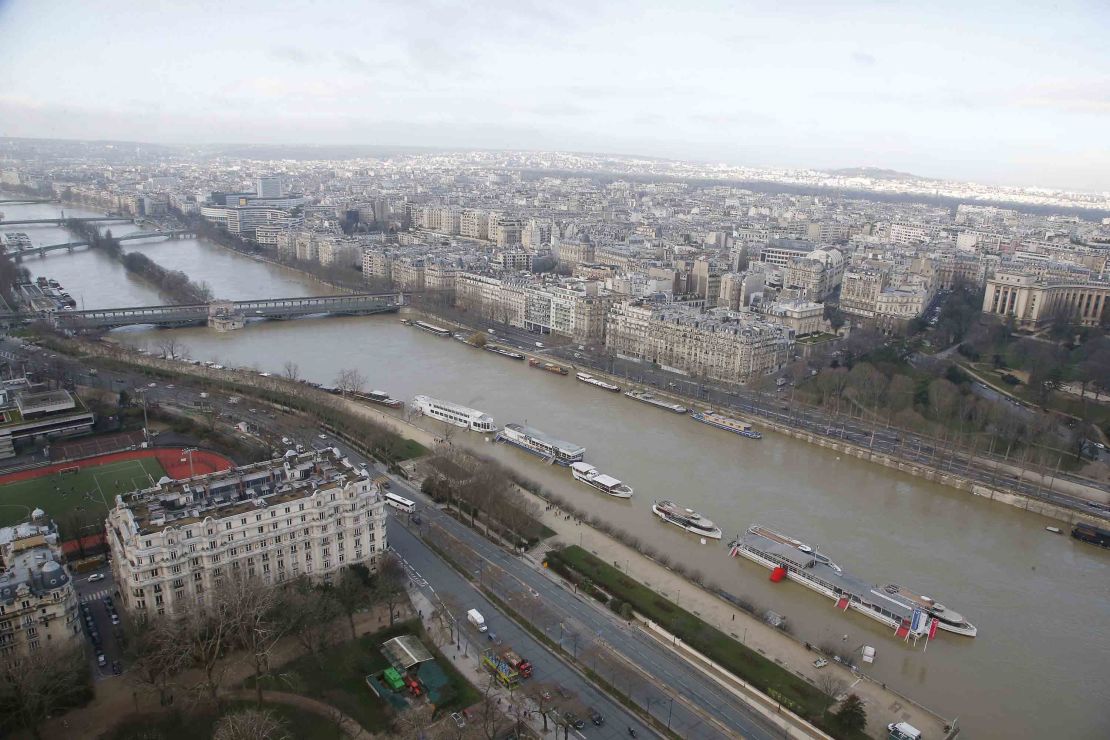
548, 546, 834, 722
247, 618, 479, 734
104, 700, 343, 740
0, 457, 167, 528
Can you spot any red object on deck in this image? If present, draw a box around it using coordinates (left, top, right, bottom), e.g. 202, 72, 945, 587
836, 597, 850, 610
770, 566, 787, 582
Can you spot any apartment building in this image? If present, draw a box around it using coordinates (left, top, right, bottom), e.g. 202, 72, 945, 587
839, 270, 887, 319
782, 248, 844, 301
106, 450, 387, 617
392, 259, 426, 291
0, 516, 81, 658
605, 302, 792, 383
763, 299, 824, 336
558, 240, 595, 267
460, 209, 490, 241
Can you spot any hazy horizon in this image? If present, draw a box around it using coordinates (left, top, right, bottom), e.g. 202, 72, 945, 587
1, 0, 1107, 191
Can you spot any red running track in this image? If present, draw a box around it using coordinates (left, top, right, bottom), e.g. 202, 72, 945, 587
0, 447, 234, 486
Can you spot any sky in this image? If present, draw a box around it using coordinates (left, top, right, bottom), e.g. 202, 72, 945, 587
0, 0, 1108, 191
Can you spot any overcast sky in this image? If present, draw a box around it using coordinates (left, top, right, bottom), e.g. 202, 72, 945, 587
1, 0, 1107, 191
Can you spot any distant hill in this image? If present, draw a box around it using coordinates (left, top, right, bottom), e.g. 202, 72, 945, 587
827, 167, 931, 181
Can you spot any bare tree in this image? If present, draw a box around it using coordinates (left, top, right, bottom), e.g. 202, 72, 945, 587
334, 368, 366, 396
125, 613, 191, 707
282, 361, 301, 382
0, 644, 89, 740
215, 573, 287, 706
281, 577, 342, 663
523, 681, 557, 733
156, 336, 187, 360
817, 672, 848, 700
212, 707, 290, 740
476, 675, 511, 740
182, 599, 233, 706
329, 565, 372, 640
374, 552, 408, 626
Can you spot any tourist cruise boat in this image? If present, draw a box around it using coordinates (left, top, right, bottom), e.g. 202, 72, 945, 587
569, 462, 633, 498
626, 389, 687, 414
691, 410, 762, 439
728, 525, 976, 639
497, 423, 585, 465
412, 395, 496, 432
529, 358, 568, 375
651, 500, 722, 539
575, 372, 621, 392
413, 320, 451, 336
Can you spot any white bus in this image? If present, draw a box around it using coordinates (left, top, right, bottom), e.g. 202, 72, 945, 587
384, 492, 416, 513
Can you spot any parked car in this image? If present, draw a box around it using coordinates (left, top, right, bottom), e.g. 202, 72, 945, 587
563, 712, 584, 730
88, 573, 104, 582
589, 710, 605, 726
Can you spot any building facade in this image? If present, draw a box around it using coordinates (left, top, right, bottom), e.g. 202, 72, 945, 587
0, 516, 81, 658
982, 272, 1110, 328
106, 450, 387, 617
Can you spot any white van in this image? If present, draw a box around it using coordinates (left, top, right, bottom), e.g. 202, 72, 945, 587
887, 722, 921, 740
467, 608, 487, 632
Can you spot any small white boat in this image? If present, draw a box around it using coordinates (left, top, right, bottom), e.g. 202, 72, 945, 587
569, 462, 633, 498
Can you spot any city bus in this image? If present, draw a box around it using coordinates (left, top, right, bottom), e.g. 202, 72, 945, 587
384, 491, 416, 514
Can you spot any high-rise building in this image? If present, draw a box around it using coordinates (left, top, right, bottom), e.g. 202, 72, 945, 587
256, 176, 286, 199
107, 449, 387, 617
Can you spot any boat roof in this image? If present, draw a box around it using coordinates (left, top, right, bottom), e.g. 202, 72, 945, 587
594, 474, 622, 487
505, 423, 585, 454
740, 529, 918, 620
570, 462, 596, 473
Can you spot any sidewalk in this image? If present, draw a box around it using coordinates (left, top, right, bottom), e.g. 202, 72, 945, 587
409, 588, 550, 738
526, 497, 953, 740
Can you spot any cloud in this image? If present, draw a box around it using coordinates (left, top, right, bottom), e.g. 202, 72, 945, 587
851, 51, 876, 66
268, 46, 313, 65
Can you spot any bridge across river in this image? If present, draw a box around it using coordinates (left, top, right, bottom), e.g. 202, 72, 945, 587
52, 293, 405, 330
0, 216, 134, 227
14, 230, 194, 257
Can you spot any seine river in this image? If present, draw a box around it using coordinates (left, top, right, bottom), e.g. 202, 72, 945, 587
5, 199, 1109, 739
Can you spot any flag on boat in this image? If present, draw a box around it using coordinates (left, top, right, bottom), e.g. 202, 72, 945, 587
928, 618, 939, 640
910, 607, 926, 634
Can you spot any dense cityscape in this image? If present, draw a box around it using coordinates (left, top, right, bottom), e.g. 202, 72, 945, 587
1, 0, 1109, 738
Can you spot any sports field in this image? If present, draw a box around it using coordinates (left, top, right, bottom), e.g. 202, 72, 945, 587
0, 457, 167, 529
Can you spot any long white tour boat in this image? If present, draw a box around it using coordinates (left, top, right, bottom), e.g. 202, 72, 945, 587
691, 411, 762, 439
575, 372, 621, 392
497, 423, 585, 465
651, 500, 722, 539
728, 525, 976, 639
569, 462, 633, 498
412, 395, 496, 432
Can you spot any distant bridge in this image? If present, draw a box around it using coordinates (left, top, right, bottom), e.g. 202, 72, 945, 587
0, 216, 134, 227
14, 230, 194, 258
0, 198, 52, 205
52, 293, 405, 331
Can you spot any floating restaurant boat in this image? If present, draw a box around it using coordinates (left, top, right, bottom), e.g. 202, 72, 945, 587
412, 395, 496, 432
569, 462, 633, 498
626, 389, 687, 414
728, 525, 976, 638
529, 358, 569, 376
353, 389, 403, 409
1071, 522, 1110, 548
575, 372, 621, 392
651, 500, 722, 539
413, 320, 450, 336
483, 344, 525, 360
497, 423, 585, 465
691, 410, 762, 439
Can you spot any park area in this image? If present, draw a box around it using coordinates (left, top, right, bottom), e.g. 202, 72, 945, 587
0, 447, 233, 530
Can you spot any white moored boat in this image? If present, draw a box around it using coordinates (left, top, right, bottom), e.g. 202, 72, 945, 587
497, 423, 585, 465
569, 462, 633, 498
626, 389, 687, 414
651, 500, 722, 539
412, 395, 496, 432
691, 411, 762, 439
576, 372, 621, 392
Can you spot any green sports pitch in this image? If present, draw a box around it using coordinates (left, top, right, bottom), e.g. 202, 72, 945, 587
0, 457, 168, 530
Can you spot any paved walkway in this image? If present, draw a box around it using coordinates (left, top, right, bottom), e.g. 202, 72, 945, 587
525, 493, 953, 740
221, 688, 366, 738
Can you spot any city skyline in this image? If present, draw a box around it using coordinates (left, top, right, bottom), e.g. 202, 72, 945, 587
1, 0, 1108, 192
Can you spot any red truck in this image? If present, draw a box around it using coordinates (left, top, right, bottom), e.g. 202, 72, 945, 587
502, 650, 533, 678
